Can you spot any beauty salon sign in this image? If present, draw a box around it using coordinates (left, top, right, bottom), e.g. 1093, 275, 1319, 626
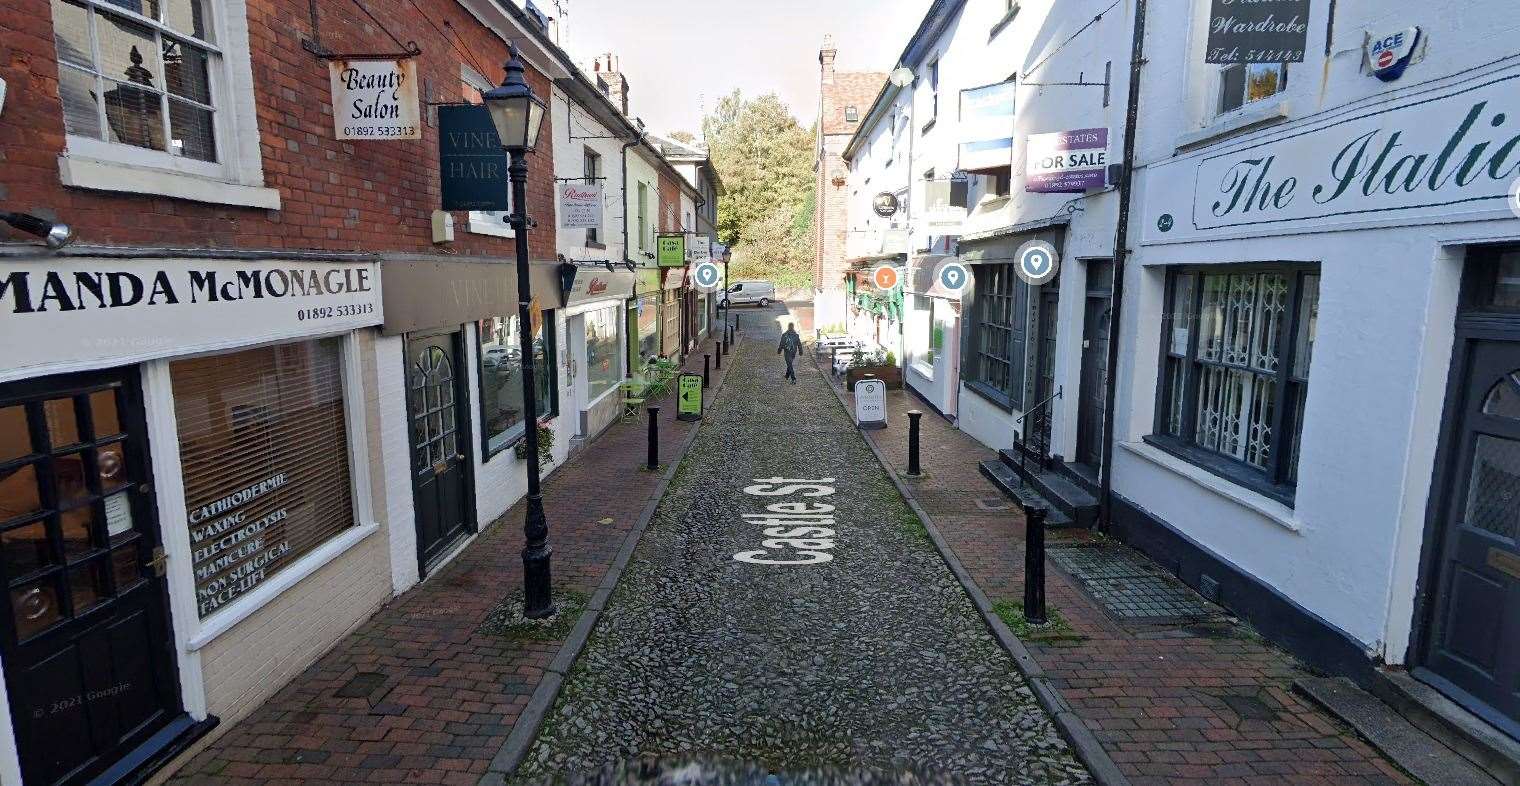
1142, 62, 1520, 243
329, 58, 421, 140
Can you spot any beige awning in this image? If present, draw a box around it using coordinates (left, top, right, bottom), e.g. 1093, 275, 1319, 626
380, 257, 565, 336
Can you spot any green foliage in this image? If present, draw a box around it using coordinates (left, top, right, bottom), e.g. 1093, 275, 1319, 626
991, 600, 1084, 643
702, 90, 815, 290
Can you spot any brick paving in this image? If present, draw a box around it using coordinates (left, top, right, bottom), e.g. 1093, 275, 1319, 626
166, 330, 739, 786
849, 382, 1412, 785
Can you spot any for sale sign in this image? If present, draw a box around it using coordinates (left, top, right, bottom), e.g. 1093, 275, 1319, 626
1205, 0, 1310, 64
1026, 128, 1109, 193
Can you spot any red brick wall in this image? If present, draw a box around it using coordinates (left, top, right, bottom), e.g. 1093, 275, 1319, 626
657, 170, 680, 234
0, 0, 557, 259
813, 70, 882, 290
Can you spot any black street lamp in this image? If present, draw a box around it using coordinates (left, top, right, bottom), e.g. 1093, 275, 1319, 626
482, 46, 554, 619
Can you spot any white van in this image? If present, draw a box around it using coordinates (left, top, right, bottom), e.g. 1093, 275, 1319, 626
722, 280, 776, 308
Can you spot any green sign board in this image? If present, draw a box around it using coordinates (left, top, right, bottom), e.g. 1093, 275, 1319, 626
657, 234, 686, 268
677, 373, 703, 421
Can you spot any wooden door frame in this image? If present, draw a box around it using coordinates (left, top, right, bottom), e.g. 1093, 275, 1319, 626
404, 328, 478, 580
0, 366, 187, 783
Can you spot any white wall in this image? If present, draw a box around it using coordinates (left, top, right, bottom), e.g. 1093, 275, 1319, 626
551, 86, 625, 264
627, 150, 660, 265
1118, 0, 1520, 657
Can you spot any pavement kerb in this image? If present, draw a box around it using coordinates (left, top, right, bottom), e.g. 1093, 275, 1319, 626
817, 364, 1131, 786
482, 339, 738, 782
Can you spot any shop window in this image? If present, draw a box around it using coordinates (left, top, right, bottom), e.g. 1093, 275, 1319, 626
170, 338, 354, 618
49, 0, 271, 206
1218, 63, 1287, 115
907, 295, 934, 375
636, 295, 660, 364
462, 67, 515, 238
661, 288, 681, 357
966, 264, 1027, 409
1154, 266, 1319, 501
585, 306, 622, 403
478, 313, 558, 457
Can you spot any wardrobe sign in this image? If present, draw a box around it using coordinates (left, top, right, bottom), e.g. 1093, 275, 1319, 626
1205, 0, 1310, 64
0, 256, 383, 384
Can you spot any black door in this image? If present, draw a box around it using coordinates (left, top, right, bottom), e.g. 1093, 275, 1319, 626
1031, 287, 1060, 459
0, 369, 185, 785
1077, 261, 1114, 469
1423, 337, 1520, 731
407, 332, 474, 574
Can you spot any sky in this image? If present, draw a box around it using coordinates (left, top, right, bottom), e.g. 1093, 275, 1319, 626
557, 0, 928, 137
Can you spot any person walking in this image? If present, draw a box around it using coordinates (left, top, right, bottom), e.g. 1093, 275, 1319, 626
778, 323, 803, 383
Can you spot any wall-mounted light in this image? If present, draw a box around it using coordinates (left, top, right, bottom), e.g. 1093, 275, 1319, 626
1, 212, 74, 249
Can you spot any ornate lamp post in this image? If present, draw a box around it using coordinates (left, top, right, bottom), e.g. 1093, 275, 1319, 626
483, 46, 554, 618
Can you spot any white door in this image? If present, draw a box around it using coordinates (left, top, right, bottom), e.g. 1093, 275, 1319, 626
566, 314, 587, 440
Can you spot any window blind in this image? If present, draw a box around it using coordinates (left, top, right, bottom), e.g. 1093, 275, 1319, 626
170, 338, 354, 618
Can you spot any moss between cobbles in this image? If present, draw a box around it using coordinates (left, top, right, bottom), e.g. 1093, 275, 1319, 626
991, 600, 1084, 644
480, 589, 590, 642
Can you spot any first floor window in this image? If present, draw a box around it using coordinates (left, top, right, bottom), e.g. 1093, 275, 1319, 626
967, 264, 1028, 409
1157, 266, 1319, 495
584, 306, 621, 402
584, 149, 603, 245
171, 337, 354, 618
1219, 63, 1287, 115
478, 313, 557, 456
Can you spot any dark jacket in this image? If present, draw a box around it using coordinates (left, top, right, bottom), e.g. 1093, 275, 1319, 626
778, 330, 803, 360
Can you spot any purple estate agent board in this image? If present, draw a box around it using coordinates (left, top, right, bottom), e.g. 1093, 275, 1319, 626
1026, 128, 1110, 193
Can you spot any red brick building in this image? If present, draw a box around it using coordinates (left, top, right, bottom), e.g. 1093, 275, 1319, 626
812, 36, 884, 327
0, 1, 573, 782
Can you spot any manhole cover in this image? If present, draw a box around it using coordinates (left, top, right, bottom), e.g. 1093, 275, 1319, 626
1049, 544, 1220, 622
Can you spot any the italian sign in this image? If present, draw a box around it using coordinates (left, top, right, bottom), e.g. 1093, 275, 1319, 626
959, 80, 1016, 172
1510, 178, 1520, 220
677, 373, 703, 422
1015, 240, 1060, 286
1027, 128, 1109, 193
733, 478, 838, 566
0, 257, 382, 384
855, 378, 887, 430
329, 58, 421, 139
559, 182, 604, 230
439, 104, 510, 211
657, 234, 686, 267
1205, 0, 1310, 64
871, 264, 902, 291
1367, 27, 1422, 82
1141, 61, 1520, 242
693, 261, 723, 292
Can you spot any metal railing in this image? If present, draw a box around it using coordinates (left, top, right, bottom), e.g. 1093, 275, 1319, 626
1013, 386, 1062, 475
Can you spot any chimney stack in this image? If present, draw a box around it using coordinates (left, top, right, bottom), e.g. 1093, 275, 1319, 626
820, 34, 837, 85
593, 53, 630, 116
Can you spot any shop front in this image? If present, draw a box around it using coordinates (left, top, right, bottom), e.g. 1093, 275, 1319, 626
629, 268, 662, 371
0, 251, 385, 784
562, 265, 635, 446
661, 268, 685, 360
379, 257, 565, 587
903, 256, 964, 418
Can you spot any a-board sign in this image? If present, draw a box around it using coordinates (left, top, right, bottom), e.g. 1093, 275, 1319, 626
677, 373, 703, 421
855, 378, 887, 430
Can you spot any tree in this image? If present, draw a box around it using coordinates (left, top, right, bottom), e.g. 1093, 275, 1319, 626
701, 90, 815, 288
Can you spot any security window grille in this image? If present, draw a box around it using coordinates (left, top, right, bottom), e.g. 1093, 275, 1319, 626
1219, 63, 1287, 115
584, 148, 602, 245
968, 264, 1027, 409
51, 0, 220, 162
1157, 266, 1318, 497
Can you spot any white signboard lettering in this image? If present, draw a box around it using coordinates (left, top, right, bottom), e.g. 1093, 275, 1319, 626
1143, 61, 1520, 243
733, 478, 838, 565
1027, 128, 1109, 193
855, 379, 887, 429
0, 257, 383, 383
686, 234, 711, 263
328, 58, 421, 140
559, 182, 604, 230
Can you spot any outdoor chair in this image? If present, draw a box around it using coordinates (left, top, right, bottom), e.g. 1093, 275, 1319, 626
619, 380, 647, 423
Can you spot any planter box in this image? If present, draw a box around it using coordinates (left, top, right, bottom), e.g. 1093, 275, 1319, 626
847, 366, 903, 391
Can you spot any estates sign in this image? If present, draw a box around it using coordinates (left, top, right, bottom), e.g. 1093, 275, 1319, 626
1027, 128, 1109, 193
559, 182, 603, 230
1205, 0, 1310, 64
0, 257, 382, 383
329, 58, 421, 139
439, 105, 510, 211
1141, 61, 1520, 242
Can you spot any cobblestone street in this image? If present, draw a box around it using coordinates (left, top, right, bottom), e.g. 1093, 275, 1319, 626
510, 308, 1090, 785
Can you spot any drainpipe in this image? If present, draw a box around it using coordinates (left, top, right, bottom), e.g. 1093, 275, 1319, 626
1098, 0, 1149, 533
622, 129, 644, 377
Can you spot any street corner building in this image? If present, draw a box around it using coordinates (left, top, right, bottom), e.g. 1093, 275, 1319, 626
0, 0, 664, 780
815, 0, 1520, 759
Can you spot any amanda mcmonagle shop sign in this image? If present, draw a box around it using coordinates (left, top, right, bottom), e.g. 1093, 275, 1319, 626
0, 257, 383, 383
1142, 63, 1520, 243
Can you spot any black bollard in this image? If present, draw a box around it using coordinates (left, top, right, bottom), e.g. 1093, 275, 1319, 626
907, 410, 923, 476
715, 343, 722, 370
703, 354, 711, 389
647, 406, 660, 470
1023, 503, 1048, 625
